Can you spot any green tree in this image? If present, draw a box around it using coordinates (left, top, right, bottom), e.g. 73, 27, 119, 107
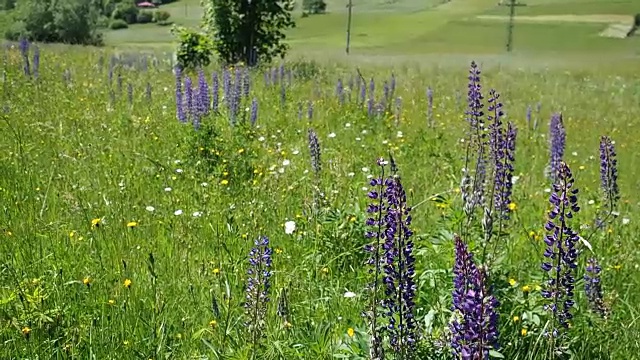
205, 0, 295, 66
303, 0, 326, 14
7, 0, 102, 45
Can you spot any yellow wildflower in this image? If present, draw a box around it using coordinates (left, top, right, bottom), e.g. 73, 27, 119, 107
91, 218, 102, 228
21, 326, 31, 337
237, 148, 245, 154
321, 267, 329, 274
275, 248, 283, 254
347, 328, 355, 337
508, 202, 517, 211
108, 299, 116, 306
284, 321, 293, 329
220, 179, 229, 186
83, 277, 91, 287
513, 316, 520, 322
349, 216, 356, 222
126, 221, 138, 228
212, 268, 220, 275
613, 264, 622, 270
509, 278, 517, 286
209, 320, 217, 328
124, 279, 132, 289
521, 328, 528, 336
579, 165, 585, 170
522, 285, 531, 293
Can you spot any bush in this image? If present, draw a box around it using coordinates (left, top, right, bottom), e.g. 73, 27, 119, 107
109, 19, 129, 30
112, 1, 139, 24
171, 25, 214, 70
136, 11, 154, 24
635, 13, 640, 27
153, 10, 171, 23
303, 0, 326, 14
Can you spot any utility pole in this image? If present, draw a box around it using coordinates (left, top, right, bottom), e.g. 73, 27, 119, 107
346, 0, 353, 54
506, 0, 516, 52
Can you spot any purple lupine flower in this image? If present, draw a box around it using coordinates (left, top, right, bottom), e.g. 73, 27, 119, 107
307, 101, 313, 120
360, 82, 366, 105
145, 82, 152, 102
175, 66, 186, 123
308, 128, 321, 174
280, 83, 286, 107
450, 235, 500, 360
364, 158, 417, 358
19, 38, 30, 77
599, 136, 619, 210
279, 64, 285, 84
32, 46, 39, 79
541, 162, 580, 340
367, 95, 375, 118
548, 113, 566, 182
427, 87, 434, 127
487, 89, 517, 220
211, 71, 219, 112
382, 81, 390, 108
250, 98, 258, 126
197, 69, 210, 117
336, 79, 344, 105
348, 76, 354, 102
243, 67, 251, 98
127, 83, 133, 105
461, 61, 487, 217
390, 73, 396, 96
244, 235, 273, 348
184, 76, 194, 120
223, 69, 231, 109
271, 66, 278, 85
584, 258, 609, 318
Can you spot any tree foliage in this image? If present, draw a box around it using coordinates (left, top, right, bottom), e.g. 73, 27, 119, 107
6, 0, 103, 45
171, 25, 215, 71
205, 0, 295, 66
303, 0, 326, 15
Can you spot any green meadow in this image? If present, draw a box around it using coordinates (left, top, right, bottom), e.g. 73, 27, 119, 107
1, 0, 640, 359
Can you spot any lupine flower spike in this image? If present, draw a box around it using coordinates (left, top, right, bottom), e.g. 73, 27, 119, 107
245, 236, 273, 352
599, 135, 619, 214
450, 234, 500, 360
541, 162, 580, 349
364, 158, 417, 359
548, 113, 566, 183
584, 258, 609, 318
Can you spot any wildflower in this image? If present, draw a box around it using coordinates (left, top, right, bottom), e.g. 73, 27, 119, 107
364, 158, 417, 358
344, 291, 356, 298
174, 210, 183, 216
124, 279, 132, 288
145, 206, 155, 212
83, 277, 91, 287
541, 162, 580, 341
521, 328, 528, 336
275, 248, 283, 254
522, 285, 531, 293
509, 278, 517, 286
599, 135, 619, 212
321, 267, 329, 274
508, 202, 517, 211
308, 128, 321, 175
284, 221, 296, 235
108, 299, 116, 305
347, 328, 355, 337
209, 320, 217, 328
548, 113, 566, 182
21, 326, 31, 338
450, 235, 500, 359
91, 218, 102, 228
245, 236, 273, 348
126, 221, 138, 228
584, 258, 609, 318
513, 316, 520, 322
212, 268, 220, 275
284, 321, 293, 329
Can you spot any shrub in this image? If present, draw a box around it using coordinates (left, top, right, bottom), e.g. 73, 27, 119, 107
170, 25, 214, 70
136, 10, 154, 24
109, 19, 129, 30
635, 13, 640, 27
153, 10, 171, 23
112, 1, 139, 24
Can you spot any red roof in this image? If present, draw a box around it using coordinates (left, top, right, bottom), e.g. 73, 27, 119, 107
137, 1, 156, 7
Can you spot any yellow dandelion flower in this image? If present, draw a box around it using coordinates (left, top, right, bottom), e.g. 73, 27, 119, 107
212, 268, 220, 275
521, 328, 528, 336
349, 216, 356, 222
127, 221, 138, 228
613, 264, 622, 270
509, 278, 517, 286
223, 171, 229, 176
275, 248, 283, 254
209, 320, 217, 328
508, 202, 517, 211
522, 285, 531, 293
321, 267, 329, 274
21, 326, 31, 337
124, 279, 132, 288
579, 165, 585, 170
83, 277, 91, 287
513, 316, 520, 322
280, 150, 286, 156
91, 218, 102, 228
69, 230, 76, 238
528, 231, 536, 238
347, 328, 355, 337
108, 299, 116, 305
220, 179, 229, 185
242, 233, 248, 239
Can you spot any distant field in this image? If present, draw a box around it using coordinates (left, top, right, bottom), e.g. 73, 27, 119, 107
484, 0, 639, 16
